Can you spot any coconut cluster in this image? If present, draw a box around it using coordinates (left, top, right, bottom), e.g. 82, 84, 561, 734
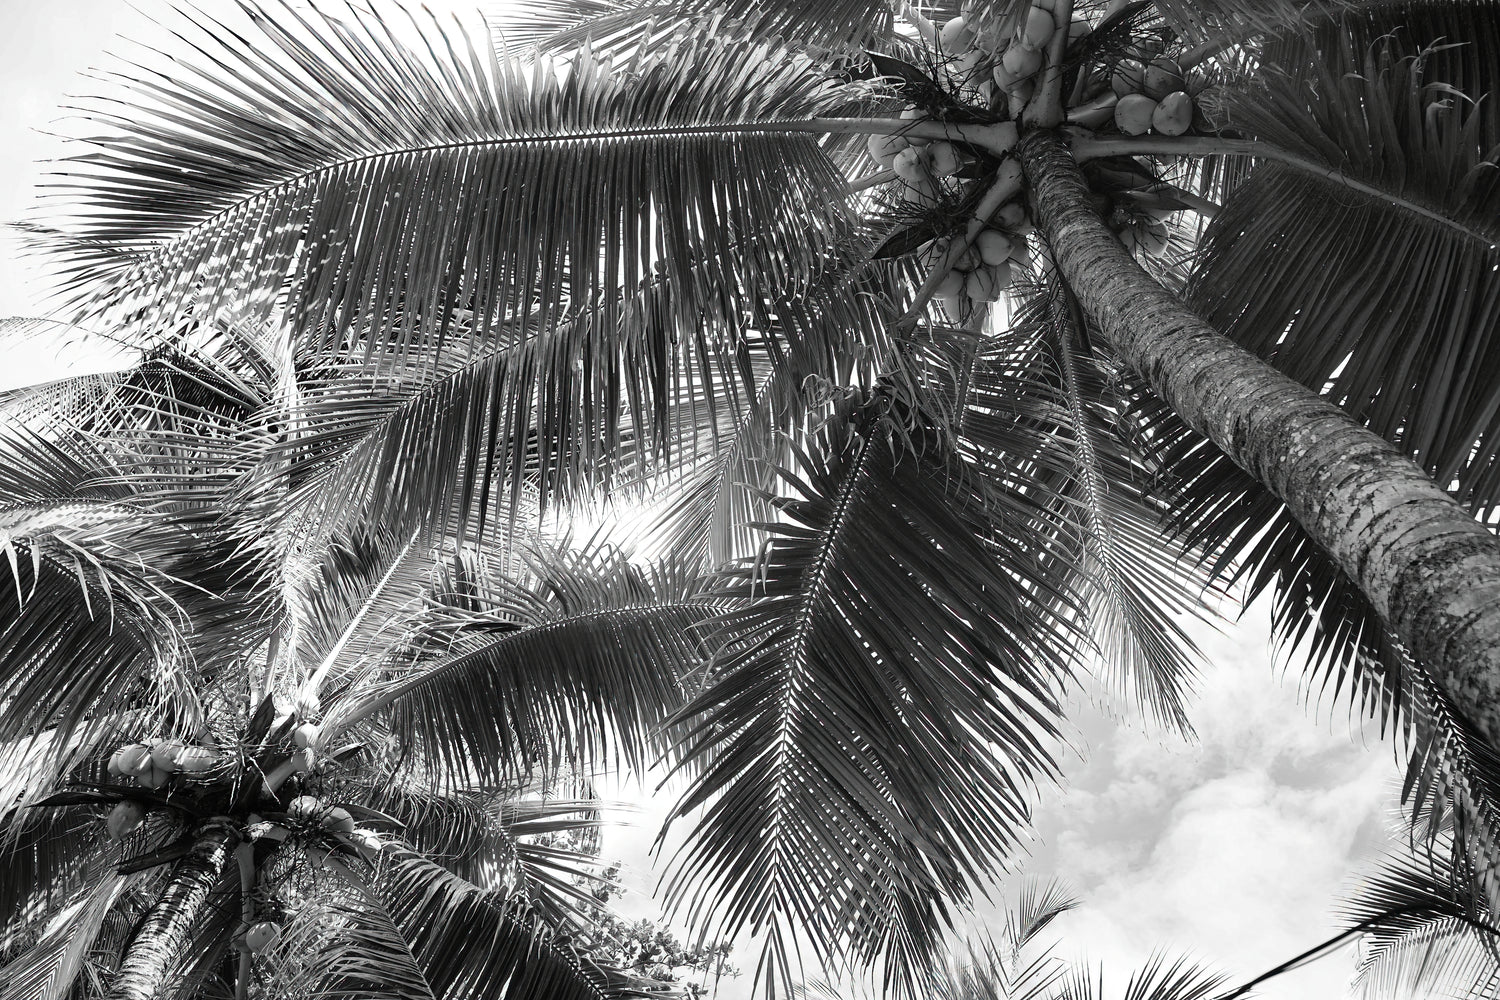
109, 737, 223, 789
922, 0, 1092, 115
1108, 40, 1198, 136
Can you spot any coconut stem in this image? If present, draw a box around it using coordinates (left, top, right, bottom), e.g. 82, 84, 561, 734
894, 168, 1023, 330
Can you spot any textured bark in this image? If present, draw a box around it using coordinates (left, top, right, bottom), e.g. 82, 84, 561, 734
1019, 129, 1500, 748
110, 825, 238, 1000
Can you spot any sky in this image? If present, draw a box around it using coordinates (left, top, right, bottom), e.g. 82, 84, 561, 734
0, 4, 1409, 998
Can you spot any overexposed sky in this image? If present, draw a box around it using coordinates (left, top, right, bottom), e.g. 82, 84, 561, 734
1, 5, 1407, 998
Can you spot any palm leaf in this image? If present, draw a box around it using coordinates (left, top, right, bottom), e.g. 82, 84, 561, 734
0, 847, 127, 1000
356, 851, 643, 1000
42, 1, 855, 365
1189, 12, 1500, 514
326, 541, 714, 783
664, 399, 1076, 996
1341, 826, 1500, 1000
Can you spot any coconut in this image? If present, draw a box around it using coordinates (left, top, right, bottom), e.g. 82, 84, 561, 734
927, 142, 961, 177
106, 801, 146, 841
292, 723, 321, 751
245, 921, 281, 954
966, 262, 1013, 302
992, 61, 1021, 90
1151, 91, 1193, 136
174, 746, 219, 775
1114, 94, 1157, 135
940, 16, 976, 52
111, 743, 153, 778
1143, 58, 1185, 100
996, 203, 1028, 230
321, 806, 357, 835
149, 739, 186, 772
286, 795, 324, 822
136, 764, 172, 790
867, 133, 909, 166
976, 230, 1014, 266
1017, 8, 1054, 50
1135, 220, 1170, 257
1007, 79, 1036, 117
892, 146, 929, 183
1110, 59, 1146, 97
1001, 43, 1043, 79
934, 270, 965, 299
937, 294, 967, 315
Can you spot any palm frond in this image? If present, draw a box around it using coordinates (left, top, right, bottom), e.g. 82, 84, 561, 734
0, 847, 127, 1000
1341, 826, 1500, 1000
327, 541, 713, 783
1035, 279, 1210, 732
345, 783, 615, 930
664, 400, 1076, 996
360, 851, 643, 1000
42, 1, 855, 363
0, 807, 99, 944
1189, 15, 1500, 515
0, 421, 208, 759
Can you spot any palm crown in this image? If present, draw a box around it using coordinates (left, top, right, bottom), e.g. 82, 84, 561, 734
3, 0, 1500, 997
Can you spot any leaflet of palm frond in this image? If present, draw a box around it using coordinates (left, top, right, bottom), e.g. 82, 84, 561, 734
327, 540, 713, 786
1147, 0, 1356, 42
662, 402, 1076, 997
1340, 827, 1500, 1000
0, 846, 128, 1000
0, 422, 214, 763
1188, 24, 1500, 516
341, 784, 613, 929
41, 1, 855, 364
363, 851, 643, 1000
0, 809, 99, 944
951, 285, 1210, 734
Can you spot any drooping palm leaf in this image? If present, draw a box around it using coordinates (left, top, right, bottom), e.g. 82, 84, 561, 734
664, 399, 1077, 996
355, 851, 643, 1000
327, 541, 714, 784
1189, 12, 1500, 514
40, 0, 856, 368
1025, 277, 1210, 731
1341, 824, 1500, 1000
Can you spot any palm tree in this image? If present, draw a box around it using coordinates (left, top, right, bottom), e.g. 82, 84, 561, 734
15, 0, 1500, 992
0, 332, 703, 1000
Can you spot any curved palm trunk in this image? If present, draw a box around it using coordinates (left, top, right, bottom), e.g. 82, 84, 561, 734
110, 825, 239, 1000
1018, 129, 1500, 748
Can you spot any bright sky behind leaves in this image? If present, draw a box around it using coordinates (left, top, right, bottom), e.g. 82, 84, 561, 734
0, 5, 1405, 998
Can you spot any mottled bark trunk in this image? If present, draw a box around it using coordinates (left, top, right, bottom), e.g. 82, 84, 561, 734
1018, 129, 1500, 748
110, 825, 239, 1000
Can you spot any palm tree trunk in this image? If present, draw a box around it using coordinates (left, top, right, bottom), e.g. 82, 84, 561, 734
1017, 129, 1500, 747
110, 824, 239, 1000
